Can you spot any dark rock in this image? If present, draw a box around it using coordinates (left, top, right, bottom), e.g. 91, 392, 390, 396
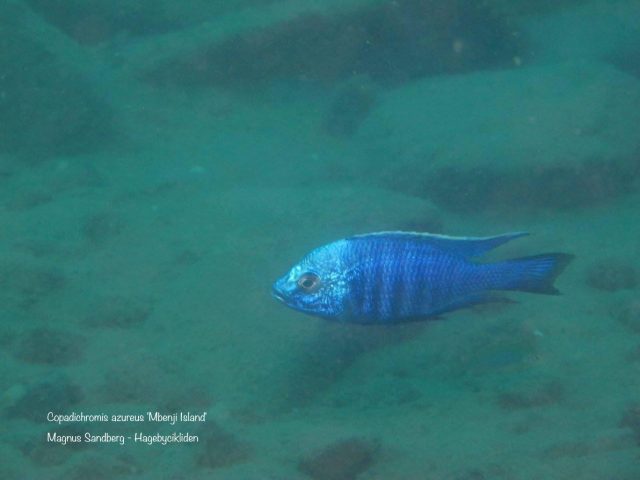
24, 1, 266, 46
5, 191, 55, 211
5, 375, 83, 422
607, 43, 640, 80
298, 437, 378, 480
196, 422, 251, 469
498, 381, 564, 410
148, 0, 520, 89
422, 166, 506, 214
83, 296, 151, 329
613, 300, 640, 333
25, 0, 181, 45
420, 155, 640, 214
81, 212, 124, 245
324, 81, 377, 137
100, 364, 161, 403
0, 264, 66, 308
570, 159, 639, 205
625, 345, 640, 362
0, 72, 112, 157
542, 440, 590, 460
586, 261, 638, 292
619, 403, 640, 445
455, 470, 486, 480
544, 435, 633, 461
0, 5, 115, 159
14, 328, 85, 365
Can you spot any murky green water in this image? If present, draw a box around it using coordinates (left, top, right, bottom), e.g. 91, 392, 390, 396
1, 1, 639, 478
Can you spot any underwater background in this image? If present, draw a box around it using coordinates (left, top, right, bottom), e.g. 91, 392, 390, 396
1, 0, 640, 478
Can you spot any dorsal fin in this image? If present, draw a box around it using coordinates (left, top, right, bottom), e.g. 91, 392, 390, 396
350, 231, 529, 258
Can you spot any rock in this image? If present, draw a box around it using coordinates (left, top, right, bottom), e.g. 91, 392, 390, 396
196, 422, 251, 469
420, 157, 640, 213
26, 0, 177, 45
455, 470, 487, 480
324, 81, 377, 137
357, 62, 640, 213
14, 328, 85, 365
22, 439, 74, 467
24, 0, 262, 45
100, 364, 162, 403
625, 345, 640, 362
613, 300, 640, 333
542, 440, 590, 460
619, 403, 640, 445
0, 264, 66, 308
81, 212, 124, 245
147, 0, 520, 89
0, 15, 114, 158
498, 380, 564, 410
586, 260, 638, 292
609, 47, 640, 80
298, 437, 378, 480
5, 375, 83, 422
83, 296, 152, 329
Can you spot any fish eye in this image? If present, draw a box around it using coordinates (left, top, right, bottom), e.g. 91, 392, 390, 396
297, 273, 320, 292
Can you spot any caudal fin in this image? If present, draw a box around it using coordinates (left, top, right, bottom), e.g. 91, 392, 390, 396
495, 253, 574, 295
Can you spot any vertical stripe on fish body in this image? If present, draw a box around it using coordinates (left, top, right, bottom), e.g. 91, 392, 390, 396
343, 235, 481, 323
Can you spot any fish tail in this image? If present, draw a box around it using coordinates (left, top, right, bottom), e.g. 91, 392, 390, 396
490, 253, 574, 295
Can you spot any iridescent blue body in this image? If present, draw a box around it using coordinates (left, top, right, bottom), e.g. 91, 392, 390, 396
272, 232, 573, 324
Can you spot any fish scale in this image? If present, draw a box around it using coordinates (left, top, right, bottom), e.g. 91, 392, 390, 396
272, 231, 573, 324
378, 242, 398, 321
352, 237, 457, 322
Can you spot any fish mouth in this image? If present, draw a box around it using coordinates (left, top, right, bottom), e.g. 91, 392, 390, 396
271, 283, 286, 303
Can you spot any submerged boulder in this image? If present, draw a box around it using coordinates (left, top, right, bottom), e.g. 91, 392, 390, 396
0, 3, 115, 160
356, 62, 640, 213
146, 0, 521, 89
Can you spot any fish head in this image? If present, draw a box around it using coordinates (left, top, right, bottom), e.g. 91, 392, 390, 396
272, 240, 350, 319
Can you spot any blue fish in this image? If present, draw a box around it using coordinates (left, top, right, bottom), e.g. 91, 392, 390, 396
272, 232, 573, 324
